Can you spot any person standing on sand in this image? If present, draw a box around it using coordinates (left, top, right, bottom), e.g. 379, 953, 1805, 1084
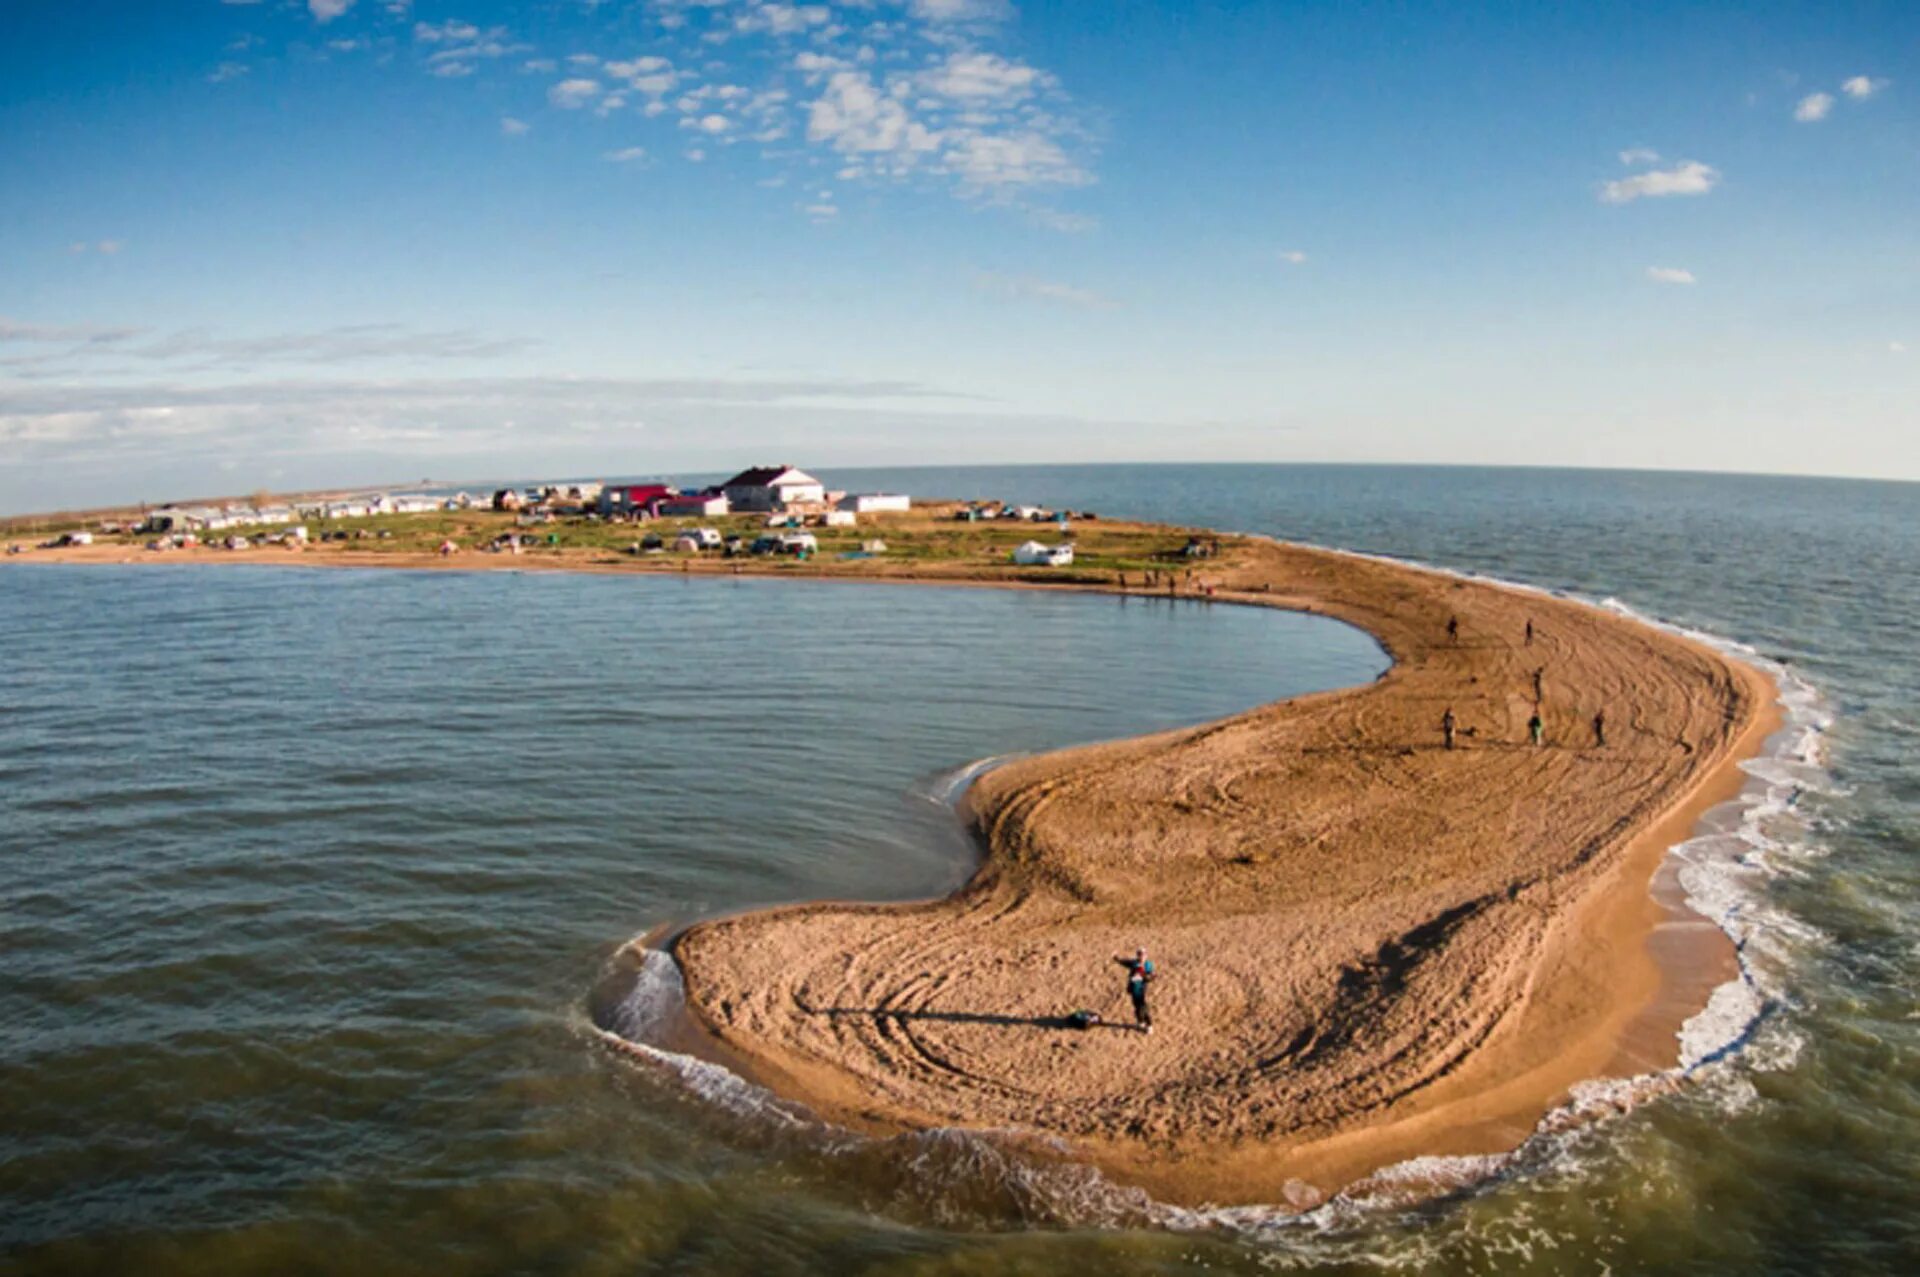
1529, 710, 1544, 747
1532, 666, 1545, 702
1114, 948, 1155, 1033
1525, 618, 1535, 646
1442, 707, 1457, 750
1593, 709, 1606, 748
1447, 615, 1459, 644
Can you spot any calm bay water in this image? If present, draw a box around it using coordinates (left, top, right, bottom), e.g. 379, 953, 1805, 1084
4, 464, 1917, 1274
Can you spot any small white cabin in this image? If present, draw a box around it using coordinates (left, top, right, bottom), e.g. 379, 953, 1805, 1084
839, 492, 911, 514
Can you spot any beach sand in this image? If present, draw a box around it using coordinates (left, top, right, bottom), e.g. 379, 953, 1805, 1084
668, 536, 1776, 1205
10, 526, 1776, 1205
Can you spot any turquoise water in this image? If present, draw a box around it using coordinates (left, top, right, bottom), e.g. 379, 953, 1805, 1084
5, 464, 1916, 1274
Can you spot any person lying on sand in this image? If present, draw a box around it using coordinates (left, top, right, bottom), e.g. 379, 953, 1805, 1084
1113, 948, 1155, 1034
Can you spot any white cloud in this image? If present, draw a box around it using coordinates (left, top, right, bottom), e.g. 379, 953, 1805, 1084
414, 20, 479, 43
1794, 91, 1834, 122
680, 113, 731, 133
548, 78, 602, 109
1277, 249, 1307, 265
1599, 159, 1719, 204
1618, 147, 1659, 165
736, 3, 832, 36
309, 0, 354, 22
945, 129, 1088, 191
911, 0, 1010, 22
208, 61, 249, 84
807, 70, 940, 158
921, 51, 1044, 101
1889, 340, 1906, 354
793, 51, 850, 77
974, 271, 1114, 309
1646, 266, 1697, 285
64, 240, 126, 257
500, 116, 530, 137
603, 146, 648, 162
1842, 75, 1887, 99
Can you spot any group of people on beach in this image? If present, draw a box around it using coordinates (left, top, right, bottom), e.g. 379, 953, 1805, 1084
1440, 614, 1607, 753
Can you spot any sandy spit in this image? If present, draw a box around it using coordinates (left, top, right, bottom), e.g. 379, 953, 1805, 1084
12, 530, 1776, 1206
667, 537, 1776, 1206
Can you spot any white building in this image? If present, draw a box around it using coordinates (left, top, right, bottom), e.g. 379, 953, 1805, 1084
720, 465, 826, 512
838, 493, 911, 514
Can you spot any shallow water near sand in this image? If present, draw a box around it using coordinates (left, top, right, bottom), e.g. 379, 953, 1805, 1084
4, 465, 1916, 1274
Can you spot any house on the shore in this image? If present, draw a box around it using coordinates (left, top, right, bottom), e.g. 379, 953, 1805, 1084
657, 491, 731, 518
388, 494, 442, 515
838, 492, 911, 514
720, 465, 825, 513
599, 484, 676, 519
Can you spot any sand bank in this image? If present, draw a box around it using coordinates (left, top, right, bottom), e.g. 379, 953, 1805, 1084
667, 537, 1775, 1205
10, 527, 1775, 1204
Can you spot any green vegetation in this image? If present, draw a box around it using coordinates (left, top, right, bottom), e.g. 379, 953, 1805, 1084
6, 502, 1245, 582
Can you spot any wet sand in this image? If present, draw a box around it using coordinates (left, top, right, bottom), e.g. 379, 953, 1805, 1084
11, 528, 1777, 1205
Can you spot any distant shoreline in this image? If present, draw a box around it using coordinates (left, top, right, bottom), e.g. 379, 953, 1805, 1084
7, 516, 1777, 1207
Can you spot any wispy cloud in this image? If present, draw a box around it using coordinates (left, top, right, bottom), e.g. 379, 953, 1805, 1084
973, 271, 1115, 309
500, 116, 530, 137
1599, 159, 1719, 204
1, 318, 144, 345
1646, 266, 1697, 285
308, 0, 354, 23
1276, 249, 1307, 266
1794, 91, 1834, 122
1841, 75, 1887, 99
1617, 147, 1659, 165
66, 240, 126, 256
0, 319, 533, 373
603, 146, 648, 162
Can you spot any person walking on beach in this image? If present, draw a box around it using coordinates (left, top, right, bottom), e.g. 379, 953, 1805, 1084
1529, 710, 1544, 748
1446, 615, 1459, 645
1532, 666, 1545, 702
1525, 618, 1535, 646
1114, 948, 1155, 1034
1592, 709, 1607, 748
1442, 706, 1457, 751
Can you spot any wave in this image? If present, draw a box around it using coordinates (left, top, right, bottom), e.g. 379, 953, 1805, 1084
585, 555, 1836, 1240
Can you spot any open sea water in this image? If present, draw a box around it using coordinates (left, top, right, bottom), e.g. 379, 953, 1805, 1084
2, 464, 1915, 1274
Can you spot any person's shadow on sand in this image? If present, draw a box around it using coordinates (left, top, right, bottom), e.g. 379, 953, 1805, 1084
810, 1005, 1133, 1032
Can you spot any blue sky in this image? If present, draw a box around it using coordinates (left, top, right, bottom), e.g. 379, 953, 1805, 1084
1, 0, 1915, 511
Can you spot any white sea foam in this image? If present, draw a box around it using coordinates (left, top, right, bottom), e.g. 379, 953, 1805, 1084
590, 554, 1836, 1236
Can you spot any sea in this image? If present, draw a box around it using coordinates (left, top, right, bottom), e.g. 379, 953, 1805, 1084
1, 464, 1913, 1275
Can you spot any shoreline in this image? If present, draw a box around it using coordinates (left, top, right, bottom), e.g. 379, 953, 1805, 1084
7, 529, 1777, 1207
